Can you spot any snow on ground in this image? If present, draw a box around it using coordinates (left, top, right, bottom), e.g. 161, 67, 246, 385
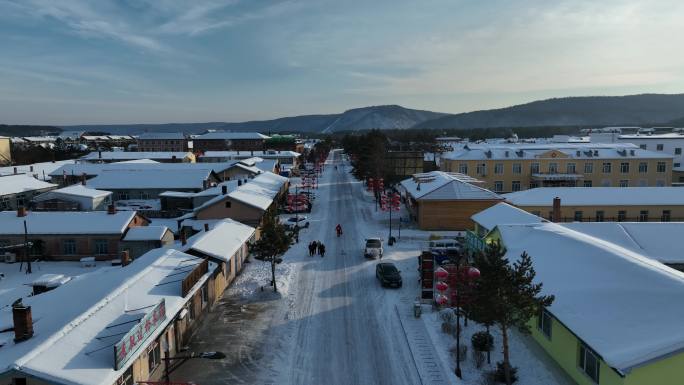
0, 260, 110, 309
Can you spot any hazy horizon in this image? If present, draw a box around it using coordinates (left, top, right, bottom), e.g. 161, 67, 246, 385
1, 0, 683, 125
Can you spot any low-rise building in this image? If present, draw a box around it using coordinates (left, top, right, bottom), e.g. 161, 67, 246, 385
121, 225, 175, 257
136, 132, 187, 152
0, 208, 148, 261
79, 151, 196, 163
0, 174, 57, 210
87, 169, 221, 201
399, 171, 503, 230
192, 132, 269, 151
440, 142, 673, 192
32, 183, 113, 211
199, 150, 298, 167
0, 248, 218, 385
503, 187, 684, 222
488, 222, 684, 385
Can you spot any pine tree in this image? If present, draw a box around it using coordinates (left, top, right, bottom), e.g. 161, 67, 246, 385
248, 211, 293, 292
472, 242, 554, 385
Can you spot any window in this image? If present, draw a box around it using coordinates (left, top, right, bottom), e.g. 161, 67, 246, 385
537, 309, 552, 338
511, 181, 521, 192
494, 181, 504, 192
676, 148, 682, 155
16, 194, 25, 208
566, 163, 576, 174
639, 144, 647, 150
619, 162, 629, 173
494, 163, 504, 175
63, 239, 76, 255
657, 144, 664, 151
476, 163, 487, 175
225, 201, 231, 208
93, 239, 108, 255
662, 210, 671, 222
147, 342, 161, 372
578, 343, 600, 383
584, 163, 593, 174
657, 162, 666, 173
619, 180, 629, 187
639, 210, 649, 222
574, 211, 583, 222
676, 163, 681, 168
0, 197, 9, 210
512, 163, 522, 174
595, 211, 604, 222
602, 162, 612, 173
530, 163, 540, 174
638, 162, 648, 173
529, 181, 539, 189
459, 163, 468, 174
583, 180, 593, 187
115, 366, 134, 385
617, 210, 626, 222
548, 163, 558, 173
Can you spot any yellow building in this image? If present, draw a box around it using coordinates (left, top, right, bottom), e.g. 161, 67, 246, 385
440, 143, 673, 193
0, 136, 10, 165
503, 187, 684, 222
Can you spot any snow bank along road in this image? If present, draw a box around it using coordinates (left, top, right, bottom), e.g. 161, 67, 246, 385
173, 150, 425, 385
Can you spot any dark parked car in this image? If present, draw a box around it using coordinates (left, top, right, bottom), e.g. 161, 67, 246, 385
376, 262, 402, 288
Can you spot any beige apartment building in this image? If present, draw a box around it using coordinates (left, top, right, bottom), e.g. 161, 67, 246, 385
440, 143, 673, 193
503, 187, 684, 222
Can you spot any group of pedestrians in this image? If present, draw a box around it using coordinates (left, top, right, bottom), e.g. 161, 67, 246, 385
308, 241, 326, 257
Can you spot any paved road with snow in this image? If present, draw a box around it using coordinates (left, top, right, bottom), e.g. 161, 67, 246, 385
173, 150, 436, 384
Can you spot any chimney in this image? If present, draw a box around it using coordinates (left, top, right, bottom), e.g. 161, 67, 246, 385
251, 150, 254, 156
107, 204, 117, 215
81, 173, 87, 186
552, 197, 561, 223
204, 223, 210, 232
17, 206, 26, 217
180, 232, 187, 246
13, 167, 17, 174
202, 180, 208, 190
98, 150, 102, 159
121, 250, 130, 267
12, 301, 34, 342
221, 185, 227, 195
238, 179, 242, 186
29, 165, 34, 172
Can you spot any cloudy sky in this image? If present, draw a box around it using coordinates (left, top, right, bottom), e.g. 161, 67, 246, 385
0, 0, 682, 125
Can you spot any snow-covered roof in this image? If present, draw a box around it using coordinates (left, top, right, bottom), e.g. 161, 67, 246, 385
137, 132, 185, 140
0, 248, 214, 385
182, 219, 255, 262
471, 202, 544, 231
192, 180, 240, 198
201, 150, 300, 158
400, 171, 500, 201
503, 187, 684, 207
114, 159, 160, 164
0, 160, 75, 179
34, 184, 112, 200
159, 191, 196, 198
0, 211, 137, 235
619, 133, 684, 140
442, 142, 672, 161
0, 174, 56, 196
80, 151, 193, 161
496, 222, 684, 372
560, 222, 684, 264
88, 169, 213, 190
123, 225, 171, 241
195, 172, 287, 212
195, 132, 269, 140
50, 161, 238, 177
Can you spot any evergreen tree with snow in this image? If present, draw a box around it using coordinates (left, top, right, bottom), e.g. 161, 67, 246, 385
249, 211, 292, 293
472, 241, 554, 385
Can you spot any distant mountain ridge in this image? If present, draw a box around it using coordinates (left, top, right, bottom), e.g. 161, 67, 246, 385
57, 94, 684, 135
413, 94, 684, 130
62, 105, 446, 135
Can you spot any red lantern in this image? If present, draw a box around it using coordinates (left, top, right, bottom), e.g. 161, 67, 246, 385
435, 281, 449, 292
435, 294, 448, 306
435, 267, 449, 280
467, 267, 481, 279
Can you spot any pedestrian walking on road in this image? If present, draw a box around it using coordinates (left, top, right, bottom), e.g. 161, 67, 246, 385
308, 242, 315, 257
319, 243, 326, 258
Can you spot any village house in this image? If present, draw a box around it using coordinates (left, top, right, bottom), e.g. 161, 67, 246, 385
136, 132, 187, 152
192, 131, 270, 151
32, 183, 113, 211
0, 248, 218, 385
0, 208, 149, 261
121, 225, 175, 258
398, 171, 503, 230
484, 222, 684, 385
0, 174, 57, 210
503, 186, 684, 222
